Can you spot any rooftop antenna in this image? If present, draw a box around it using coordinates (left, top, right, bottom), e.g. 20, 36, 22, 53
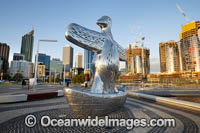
176, 4, 190, 22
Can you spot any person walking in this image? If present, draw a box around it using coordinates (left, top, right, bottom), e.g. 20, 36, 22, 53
21, 79, 26, 89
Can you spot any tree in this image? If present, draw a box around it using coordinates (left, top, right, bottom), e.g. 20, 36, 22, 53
56, 77, 60, 83
72, 75, 78, 83
50, 77, 54, 83
45, 77, 49, 83
79, 73, 85, 83
13, 73, 23, 82
72, 74, 85, 83
3, 73, 11, 80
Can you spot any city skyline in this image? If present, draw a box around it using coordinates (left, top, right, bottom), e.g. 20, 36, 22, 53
1, 1, 200, 132
75, 53, 83, 68
84, 49, 95, 73
62, 45, 73, 71
37, 53, 50, 75
20, 29, 34, 62
0, 0, 200, 72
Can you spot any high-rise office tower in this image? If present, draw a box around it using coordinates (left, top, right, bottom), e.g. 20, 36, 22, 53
198, 28, 200, 40
179, 21, 200, 72
0, 58, 3, 76
13, 53, 25, 61
9, 60, 33, 78
0, 43, 10, 73
62, 45, 73, 71
126, 43, 150, 74
20, 29, 34, 62
37, 53, 50, 75
75, 53, 83, 68
37, 63, 46, 78
84, 49, 95, 73
50, 58, 63, 75
159, 41, 180, 73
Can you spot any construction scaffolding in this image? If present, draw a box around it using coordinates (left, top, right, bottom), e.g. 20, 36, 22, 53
179, 21, 200, 72
126, 43, 150, 75
159, 41, 180, 73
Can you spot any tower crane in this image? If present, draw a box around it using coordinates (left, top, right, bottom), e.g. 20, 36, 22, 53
176, 4, 190, 22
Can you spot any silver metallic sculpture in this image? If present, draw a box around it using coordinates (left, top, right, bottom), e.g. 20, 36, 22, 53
64, 16, 127, 118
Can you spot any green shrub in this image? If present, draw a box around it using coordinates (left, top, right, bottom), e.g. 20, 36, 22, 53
13, 73, 23, 82
72, 74, 85, 83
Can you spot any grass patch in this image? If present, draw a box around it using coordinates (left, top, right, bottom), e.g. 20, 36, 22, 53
0, 82, 21, 86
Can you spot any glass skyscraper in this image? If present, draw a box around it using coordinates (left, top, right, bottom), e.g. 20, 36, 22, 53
50, 58, 63, 75
84, 49, 95, 73
38, 53, 50, 75
20, 29, 34, 62
0, 43, 10, 73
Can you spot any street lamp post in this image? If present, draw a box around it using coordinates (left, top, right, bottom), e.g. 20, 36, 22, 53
54, 69, 57, 84
49, 71, 51, 83
33, 39, 57, 91
63, 64, 66, 85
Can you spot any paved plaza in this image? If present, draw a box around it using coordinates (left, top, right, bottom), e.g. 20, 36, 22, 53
1, 84, 200, 132
0, 96, 200, 132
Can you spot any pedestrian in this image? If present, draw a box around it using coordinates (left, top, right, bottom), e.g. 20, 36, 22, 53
85, 82, 87, 88
21, 80, 24, 88
66, 81, 69, 87
22, 80, 26, 89
27, 80, 30, 90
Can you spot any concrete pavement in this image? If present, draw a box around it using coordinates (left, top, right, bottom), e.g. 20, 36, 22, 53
1, 84, 200, 132
0, 84, 89, 103
0, 97, 200, 132
128, 92, 200, 114
0, 84, 65, 103
0, 84, 64, 96
127, 86, 200, 97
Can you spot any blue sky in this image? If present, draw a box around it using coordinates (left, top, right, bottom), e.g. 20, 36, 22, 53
0, 0, 200, 72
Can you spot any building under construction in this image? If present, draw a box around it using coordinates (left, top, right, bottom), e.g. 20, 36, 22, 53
179, 21, 200, 72
126, 43, 150, 75
159, 41, 180, 73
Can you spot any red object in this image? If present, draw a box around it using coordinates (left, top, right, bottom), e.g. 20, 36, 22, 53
85, 75, 88, 79
85, 74, 89, 81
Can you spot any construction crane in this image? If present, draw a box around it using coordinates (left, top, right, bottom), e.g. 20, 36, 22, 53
134, 36, 145, 75
176, 4, 190, 22
134, 36, 145, 48
141, 36, 145, 48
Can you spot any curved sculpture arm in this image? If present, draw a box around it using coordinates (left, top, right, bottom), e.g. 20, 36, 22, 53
65, 23, 105, 53
65, 23, 126, 61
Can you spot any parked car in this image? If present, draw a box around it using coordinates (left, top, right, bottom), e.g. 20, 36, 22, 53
9, 81, 16, 83
0, 80, 5, 83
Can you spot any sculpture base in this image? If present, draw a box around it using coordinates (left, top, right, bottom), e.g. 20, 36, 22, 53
63, 87, 127, 118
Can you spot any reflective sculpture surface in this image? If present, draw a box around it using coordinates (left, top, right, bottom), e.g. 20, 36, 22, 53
65, 17, 126, 61
64, 16, 127, 117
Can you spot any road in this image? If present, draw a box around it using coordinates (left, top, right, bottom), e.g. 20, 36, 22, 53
0, 97, 199, 133
0, 84, 64, 95
0, 84, 87, 96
